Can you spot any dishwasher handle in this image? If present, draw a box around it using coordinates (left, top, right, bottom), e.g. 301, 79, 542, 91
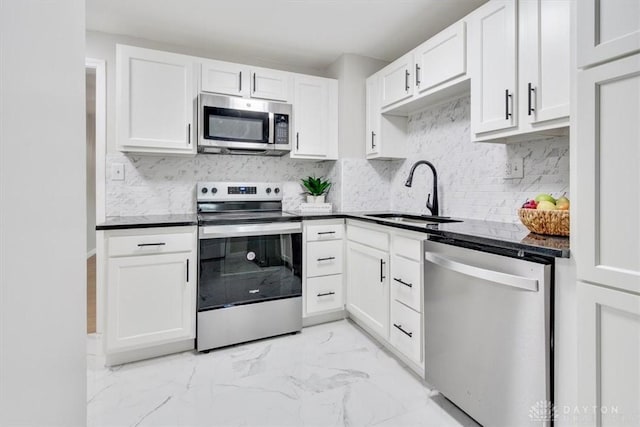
424, 252, 539, 292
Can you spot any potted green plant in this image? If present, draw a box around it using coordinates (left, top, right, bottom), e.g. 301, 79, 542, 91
301, 176, 331, 204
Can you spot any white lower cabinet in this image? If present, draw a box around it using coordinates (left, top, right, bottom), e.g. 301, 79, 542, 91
303, 220, 345, 319
346, 240, 390, 340
578, 282, 640, 425
345, 221, 425, 373
390, 300, 422, 365
104, 226, 197, 364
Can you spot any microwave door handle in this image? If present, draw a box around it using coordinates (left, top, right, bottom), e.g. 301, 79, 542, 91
424, 252, 539, 292
268, 112, 274, 144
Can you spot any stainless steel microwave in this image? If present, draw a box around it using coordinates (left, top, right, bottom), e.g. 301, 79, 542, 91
198, 93, 292, 156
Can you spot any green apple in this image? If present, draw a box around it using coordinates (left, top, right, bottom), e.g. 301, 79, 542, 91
535, 193, 556, 204
537, 200, 557, 211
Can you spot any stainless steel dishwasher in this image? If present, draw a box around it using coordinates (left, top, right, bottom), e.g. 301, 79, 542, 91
424, 238, 552, 427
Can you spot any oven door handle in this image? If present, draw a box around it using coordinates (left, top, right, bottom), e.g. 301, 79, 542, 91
199, 222, 302, 238
424, 252, 539, 292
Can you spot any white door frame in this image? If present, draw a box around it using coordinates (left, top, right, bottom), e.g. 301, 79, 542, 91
86, 57, 106, 335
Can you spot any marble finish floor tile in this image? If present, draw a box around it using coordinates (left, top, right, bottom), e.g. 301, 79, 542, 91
87, 319, 478, 427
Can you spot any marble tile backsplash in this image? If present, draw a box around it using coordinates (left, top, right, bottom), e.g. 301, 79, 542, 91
105, 153, 331, 216
389, 96, 570, 223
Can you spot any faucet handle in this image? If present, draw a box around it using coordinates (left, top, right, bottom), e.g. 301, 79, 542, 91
426, 193, 433, 210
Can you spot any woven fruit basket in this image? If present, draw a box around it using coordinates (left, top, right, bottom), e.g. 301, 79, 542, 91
518, 208, 570, 237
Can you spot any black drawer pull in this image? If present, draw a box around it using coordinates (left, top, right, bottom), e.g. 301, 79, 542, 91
393, 277, 413, 288
137, 242, 166, 247
393, 323, 413, 338
186, 259, 189, 283
317, 231, 336, 235
317, 291, 336, 297
317, 256, 336, 262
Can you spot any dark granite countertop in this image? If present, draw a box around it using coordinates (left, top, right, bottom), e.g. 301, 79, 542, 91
96, 214, 198, 230
97, 211, 569, 258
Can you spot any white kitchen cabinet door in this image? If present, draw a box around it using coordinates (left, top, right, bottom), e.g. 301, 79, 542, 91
250, 68, 290, 102
365, 75, 381, 157
578, 0, 640, 69
380, 52, 414, 108
346, 240, 390, 340
578, 282, 640, 426
470, 0, 518, 134
520, 0, 570, 125
576, 53, 640, 295
106, 252, 196, 352
201, 60, 247, 97
414, 21, 466, 94
116, 45, 196, 155
292, 75, 337, 159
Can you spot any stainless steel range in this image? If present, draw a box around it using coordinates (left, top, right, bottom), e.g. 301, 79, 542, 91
196, 182, 302, 352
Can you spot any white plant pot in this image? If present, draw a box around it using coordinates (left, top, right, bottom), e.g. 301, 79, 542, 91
306, 195, 326, 204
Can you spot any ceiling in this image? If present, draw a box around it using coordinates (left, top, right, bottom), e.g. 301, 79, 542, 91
86, 0, 487, 72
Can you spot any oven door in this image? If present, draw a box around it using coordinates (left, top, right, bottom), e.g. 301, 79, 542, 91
198, 222, 302, 313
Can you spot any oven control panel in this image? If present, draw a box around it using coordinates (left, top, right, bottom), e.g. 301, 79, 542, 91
197, 182, 282, 202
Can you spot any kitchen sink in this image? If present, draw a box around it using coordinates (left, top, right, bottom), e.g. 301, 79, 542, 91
364, 213, 462, 226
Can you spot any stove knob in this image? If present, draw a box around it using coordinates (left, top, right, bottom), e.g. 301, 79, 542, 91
211, 187, 218, 194
201, 187, 208, 194
266, 188, 272, 194
274, 187, 280, 194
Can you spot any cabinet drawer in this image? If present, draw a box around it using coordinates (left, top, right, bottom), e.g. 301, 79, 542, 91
393, 235, 422, 261
306, 223, 344, 241
108, 232, 194, 257
390, 300, 422, 364
391, 256, 422, 312
306, 240, 343, 278
347, 223, 389, 251
306, 275, 344, 314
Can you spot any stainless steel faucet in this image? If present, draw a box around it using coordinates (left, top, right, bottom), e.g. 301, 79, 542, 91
404, 160, 439, 216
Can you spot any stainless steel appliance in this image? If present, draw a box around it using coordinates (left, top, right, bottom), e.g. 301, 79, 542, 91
196, 182, 302, 351
198, 94, 291, 156
423, 238, 552, 427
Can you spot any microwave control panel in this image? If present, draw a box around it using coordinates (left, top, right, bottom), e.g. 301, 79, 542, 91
274, 114, 289, 145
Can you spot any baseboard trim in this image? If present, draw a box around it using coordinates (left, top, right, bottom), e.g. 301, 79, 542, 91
87, 248, 96, 258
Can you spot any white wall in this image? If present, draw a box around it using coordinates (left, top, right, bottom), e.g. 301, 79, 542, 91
86, 30, 330, 154
0, 1, 87, 425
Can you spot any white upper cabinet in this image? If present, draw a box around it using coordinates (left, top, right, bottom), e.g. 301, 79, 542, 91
576, 53, 640, 295
291, 75, 338, 160
365, 73, 407, 159
470, 0, 570, 142
520, 0, 570, 125
365, 76, 381, 157
578, 0, 640, 69
250, 67, 290, 102
414, 21, 467, 94
201, 61, 289, 102
470, 0, 518, 135
116, 45, 197, 155
200, 59, 245, 97
380, 52, 414, 108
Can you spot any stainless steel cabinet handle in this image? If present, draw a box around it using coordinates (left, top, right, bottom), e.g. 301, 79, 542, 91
317, 257, 336, 262
239, 71, 242, 92
415, 64, 421, 87
393, 277, 413, 288
393, 323, 413, 337
528, 83, 535, 116
137, 242, 166, 247
317, 291, 336, 297
424, 252, 539, 292
505, 89, 512, 120
380, 259, 386, 282
405, 69, 410, 91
